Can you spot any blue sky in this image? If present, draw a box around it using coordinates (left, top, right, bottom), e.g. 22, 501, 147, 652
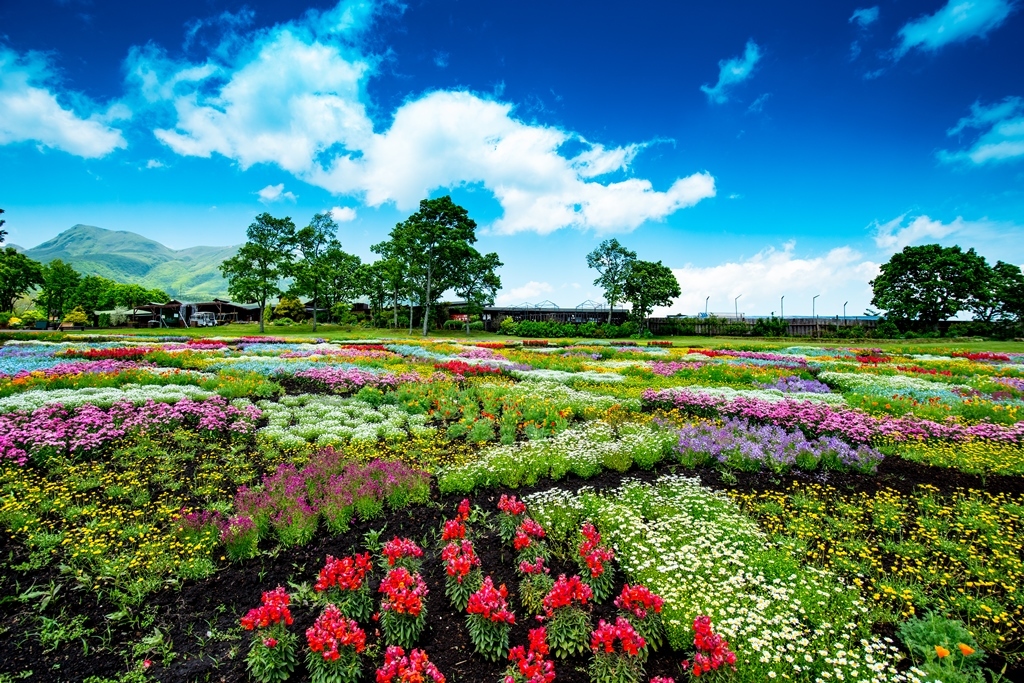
2, 0, 1023, 316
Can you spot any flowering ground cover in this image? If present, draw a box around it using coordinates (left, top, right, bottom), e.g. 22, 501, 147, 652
0, 333, 1023, 683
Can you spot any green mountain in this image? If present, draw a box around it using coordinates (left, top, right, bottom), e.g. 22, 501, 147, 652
24, 225, 239, 301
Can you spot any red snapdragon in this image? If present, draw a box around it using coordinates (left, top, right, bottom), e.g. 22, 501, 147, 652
306, 605, 367, 661
513, 518, 547, 551
542, 574, 592, 614
442, 519, 466, 541
518, 557, 549, 575
590, 617, 646, 657
498, 494, 527, 516
614, 584, 663, 620
579, 522, 614, 577
456, 498, 471, 521
315, 553, 373, 593
682, 616, 737, 677
506, 627, 556, 683
466, 577, 516, 625
240, 587, 293, 630
379, 567, 428, 617
441, 540, 480, 582
376, 646, 445, 683
382, 537, 424, 567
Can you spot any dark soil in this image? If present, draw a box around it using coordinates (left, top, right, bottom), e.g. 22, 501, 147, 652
2, 456, 1022, 683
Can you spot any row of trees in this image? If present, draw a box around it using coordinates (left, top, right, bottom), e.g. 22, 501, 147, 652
871, 244, 1024, 331
221, 196, 503, 335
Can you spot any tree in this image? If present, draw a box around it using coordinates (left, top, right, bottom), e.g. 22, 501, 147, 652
40, 259, 81, 321
0, 208, 6, 245
0, 248, 43, 312
320, 246, 362, 322
870, 244, 990, 331
273, 296, 306, 321
453, 249, 502, 334
356, 260, 390, 325
990, 261, 1024, 322
388, 196, 478, 336
586, 239, 637, 324
370, 239, 413, 329
220, 213, 296, 333
623, 260, 681, 330
291, 213, 341, 331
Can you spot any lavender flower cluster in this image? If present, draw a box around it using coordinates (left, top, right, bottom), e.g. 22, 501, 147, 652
755, 375, 832, 394
675, 418, 883, 473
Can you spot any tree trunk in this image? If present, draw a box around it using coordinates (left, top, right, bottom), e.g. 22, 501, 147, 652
409, 300, 414, 335
393, 290, 398, 329
259, 297, 266, 333
422, 266, 432, 337
607, 302, 614, 325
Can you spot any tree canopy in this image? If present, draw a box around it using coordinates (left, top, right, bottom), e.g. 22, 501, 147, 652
0, 247, 43, 313
220, 213, 296, 333
40, 259, 81, 321
871, 244, 991, 330
623, 260, 681, 329
291, 212, 342, 331
453, 248, 502, 334
586, 238, 637, 323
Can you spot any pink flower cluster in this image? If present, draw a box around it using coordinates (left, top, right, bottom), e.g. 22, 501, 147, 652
642, 387, 1024, 444
286, 367, 421, 392
382, 537, 424, 567
379, 568, 428, 617
513, 519, 546, 551
590, 617, 646, 657
306, 605, 367, 660
0, 397, 261, 465
542, 575, 592, 614
5, 359, 152, 379
441, 540, 480, 582
649, 361, 704, 376
315, 553, 373, 593
376, 646, 445, 683
498, 494, 527, 516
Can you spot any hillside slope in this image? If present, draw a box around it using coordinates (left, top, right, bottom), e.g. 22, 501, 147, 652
24, 225, 238, 300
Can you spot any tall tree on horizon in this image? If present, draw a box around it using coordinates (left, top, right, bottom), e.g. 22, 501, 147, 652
586, 239, 637, 324
219, 213, 296, 333
291, 212, 341, 332
453, 248, 502, 335
40, 259, 81, 321
0, 247, 43, 313
623, 260, 681, 330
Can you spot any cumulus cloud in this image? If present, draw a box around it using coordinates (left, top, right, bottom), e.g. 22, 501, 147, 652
494, 281, 553, 305
329, 206, 357, 221
663, 243, 880, 317
257, 183, 297, 203
871, 213, 1013, 250
145, 159, 166, 169
939, 96, 1024, 165
128, 0, 713, 235
700, 40, 763, 105
849, 6, 880, 27
0, 46, 127, 158
894, 0, 1015, 59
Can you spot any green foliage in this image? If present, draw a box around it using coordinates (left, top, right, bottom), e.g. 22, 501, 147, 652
898, 613, 985, 669
0, 246, 44, 313
246, 630, 298, 683
273, 296, 306, 321
546, 605, 591, 659
62, 306, 90, 325
587, 239, 637, 324
466, 611, 512, 662
40, 259, 81, 321
589, 651, 646, 683
623, 260, 681, 328
221, 213, 297, 332
380, 605, 427, 649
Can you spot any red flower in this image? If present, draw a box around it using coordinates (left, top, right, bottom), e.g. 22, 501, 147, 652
498, 495, 527, 516
382, 537, 424, 567
542, 575, 592, 615
379, 568, 428, 617
614, 584, 663, 620
306, 604, 367, 661
376, 646, 446, 683
466, 577, 516, 625
315, 553, 373, 593
441, 540, 480, 582
518, 558, 549, 575
240, 586, 293, 630
682, 616, 736, 675
456, 499, 471, 522
442, 519, 466, 541
590, 617, 645, 657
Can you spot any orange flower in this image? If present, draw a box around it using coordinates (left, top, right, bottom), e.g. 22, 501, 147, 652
958, 643, 975, 657
935, 645, 950, 659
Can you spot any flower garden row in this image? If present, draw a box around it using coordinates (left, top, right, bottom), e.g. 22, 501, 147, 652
0, 333, 1022, 683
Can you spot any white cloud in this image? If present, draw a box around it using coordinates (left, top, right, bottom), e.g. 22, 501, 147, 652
850, 6, 880, 27
663, 243, 880, 318
145, 159, 166, 169
131, 1, 715, 234
0, 46, 127, 158
870, 212, 1014, 250
257, 183, 297, 203
939, 96, 1024, 165
894, 0, 1014, 59
433, 51, 449, 68
329, 206, 357, 221
700, 40, 763, 105
494, 281, 553, 305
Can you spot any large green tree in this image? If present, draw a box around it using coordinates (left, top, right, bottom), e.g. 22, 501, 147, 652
388, 196, 478, 336
291, 212, 341, 331
370, 240, 413, 329
871, 244, 990, 330
623, 260, 681, 330
320, 246, 362, 323
586, 238, 637, 323
453, 248, 502, 334
40, 259, 81, 321
0, 247, 43, 313
989, 261, 1024, 322
220, 213, 296, 332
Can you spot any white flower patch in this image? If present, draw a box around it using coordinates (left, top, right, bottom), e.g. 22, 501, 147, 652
510, 368, 625, 383
0, 384, 216, 413
256, 394, 435, 450
524, 476, 918, 683
659, 385, 848, 406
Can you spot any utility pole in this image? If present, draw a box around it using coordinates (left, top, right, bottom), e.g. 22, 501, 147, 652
812, 294, 820, 338
734, 294, 741, 320
780, 295, 784, 319
843, 301, 848, 326
704, 296, 709, 317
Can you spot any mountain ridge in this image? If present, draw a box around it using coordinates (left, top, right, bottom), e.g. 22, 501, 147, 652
23, 225, 239, 301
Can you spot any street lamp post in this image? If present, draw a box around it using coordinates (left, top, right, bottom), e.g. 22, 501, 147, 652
780, 295, 784, 319
812, 294, 820, 338
843, 301, 848, 326
705, 296, 710, 317
734, 294, 742, 320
